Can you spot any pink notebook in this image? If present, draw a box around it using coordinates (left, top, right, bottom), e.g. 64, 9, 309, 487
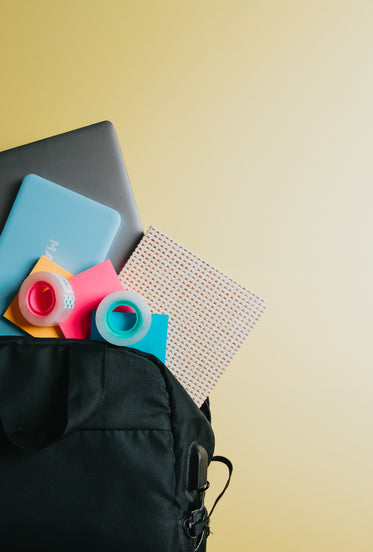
119, 226, 266, 406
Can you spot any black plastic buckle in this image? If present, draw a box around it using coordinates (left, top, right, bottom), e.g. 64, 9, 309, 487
183, 506, 208, 539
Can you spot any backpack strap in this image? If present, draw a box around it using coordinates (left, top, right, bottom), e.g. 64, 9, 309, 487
208, 456, 233, 518
183, 455, 233, 551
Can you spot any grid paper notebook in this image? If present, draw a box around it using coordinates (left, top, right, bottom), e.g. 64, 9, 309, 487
119, 226, 266, 407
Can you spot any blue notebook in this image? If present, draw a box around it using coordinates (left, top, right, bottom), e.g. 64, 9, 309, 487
0, 174, 121, 336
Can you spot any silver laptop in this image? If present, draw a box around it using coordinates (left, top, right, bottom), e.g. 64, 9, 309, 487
0, 121, 143, 272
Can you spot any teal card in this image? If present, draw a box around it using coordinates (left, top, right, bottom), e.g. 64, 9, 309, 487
90, 311, 168, 363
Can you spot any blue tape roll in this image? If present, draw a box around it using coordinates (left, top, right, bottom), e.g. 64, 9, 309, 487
95, 291, 151, 346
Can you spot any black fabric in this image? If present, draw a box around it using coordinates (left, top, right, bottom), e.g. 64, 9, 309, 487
0, 337, 215, 552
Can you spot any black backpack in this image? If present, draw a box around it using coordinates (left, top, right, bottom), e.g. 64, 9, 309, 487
0, 337, 231, 551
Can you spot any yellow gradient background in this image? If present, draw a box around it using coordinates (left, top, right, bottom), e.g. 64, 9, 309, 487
1, 2, 372, 551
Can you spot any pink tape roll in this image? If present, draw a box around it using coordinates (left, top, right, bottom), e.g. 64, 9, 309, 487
18, 271, 75, 326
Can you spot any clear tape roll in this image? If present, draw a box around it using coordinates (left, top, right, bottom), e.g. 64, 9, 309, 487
18, 271, 75, 326
95, 290, 151, 346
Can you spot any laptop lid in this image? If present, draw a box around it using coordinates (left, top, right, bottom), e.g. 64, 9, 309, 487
0, 121, 143, 272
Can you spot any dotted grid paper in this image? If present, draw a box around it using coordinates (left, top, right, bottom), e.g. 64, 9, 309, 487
119, 226, 266, 407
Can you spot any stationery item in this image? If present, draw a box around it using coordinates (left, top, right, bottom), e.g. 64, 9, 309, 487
91, 311, 169, 363
3, 256, 73, 338
119, 226, 267, 407
59, 260, 127, 340
95, 291, 151, 347
0, 121, 143, 271
18, 272, 74, 326
0, 174, 120, 336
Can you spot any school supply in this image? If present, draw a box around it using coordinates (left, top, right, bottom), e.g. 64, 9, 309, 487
91, 311, 169, 363
0, 174, 120, 336
0, 336, 231, 552
0, 121, 143, 271
119, 226, 267, 407
18, 271, 74, 326
95, 290, 151, 346
3, 256, 73, 338
59, 260, 127, 340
